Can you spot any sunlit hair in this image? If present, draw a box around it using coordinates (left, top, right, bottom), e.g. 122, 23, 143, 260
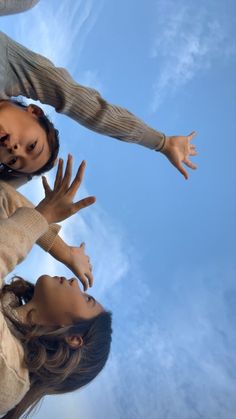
0, 276, 112, 419
0, 99, 60, 181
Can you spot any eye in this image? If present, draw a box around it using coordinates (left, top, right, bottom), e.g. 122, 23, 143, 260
28, 141, 37, 151
7, 157, 18, 166
86, 295, 92, 302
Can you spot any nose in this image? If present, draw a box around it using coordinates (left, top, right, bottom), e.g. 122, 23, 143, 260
5, 140, 19, 154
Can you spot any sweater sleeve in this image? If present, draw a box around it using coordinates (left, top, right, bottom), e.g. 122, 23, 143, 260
0, 319, 30, 415
0, 207, 48, 289
0, 0, 40, 16
1, 31, 166, 151
0, 180, 61, 252
1, 175, 31, 190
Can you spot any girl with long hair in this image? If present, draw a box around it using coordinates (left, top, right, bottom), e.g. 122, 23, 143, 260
0, 155, 112, 418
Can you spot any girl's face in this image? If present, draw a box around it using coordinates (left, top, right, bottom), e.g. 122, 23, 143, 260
0, 101, 50, 173
28, 275, 104, 326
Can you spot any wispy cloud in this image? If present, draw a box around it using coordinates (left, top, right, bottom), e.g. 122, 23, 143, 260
149, 0, 236, 112
14, 0, 105, 116
12, 168, 236, 419
70, 264, 236, 419
17, 0, 104, 67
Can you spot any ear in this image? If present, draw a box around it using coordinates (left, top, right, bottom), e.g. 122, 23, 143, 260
27, 104, 45, 117
64, 335, 84, 349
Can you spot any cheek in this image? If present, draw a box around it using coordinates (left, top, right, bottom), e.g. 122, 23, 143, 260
34, 276, 63, 310
35, 278, 82, 317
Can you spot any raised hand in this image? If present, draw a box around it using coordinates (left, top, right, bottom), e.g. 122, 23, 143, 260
35, 154, 96, 224
64, 242, 94, 291
160, 131, 198, 180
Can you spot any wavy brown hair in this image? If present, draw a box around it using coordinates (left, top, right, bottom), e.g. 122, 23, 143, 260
0, 276, 112, 419
0, 99, 60, 182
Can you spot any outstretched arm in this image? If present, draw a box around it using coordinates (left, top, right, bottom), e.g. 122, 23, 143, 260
1, 31, 165, 151
0, 179, 93, 289
0, 156, 95, 288
2, 31, 198, 177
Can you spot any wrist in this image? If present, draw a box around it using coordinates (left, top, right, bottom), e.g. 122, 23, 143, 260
49, 236, 71, 264
159, 135, 170, 154
35, 204, 52, 224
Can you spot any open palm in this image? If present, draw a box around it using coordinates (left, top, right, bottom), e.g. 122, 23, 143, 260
160, 131, 198, 179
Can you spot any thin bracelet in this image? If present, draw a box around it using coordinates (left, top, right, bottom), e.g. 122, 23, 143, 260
155, 134, 166, 152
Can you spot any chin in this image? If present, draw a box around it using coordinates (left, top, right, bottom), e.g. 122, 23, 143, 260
36, 274, 52, 286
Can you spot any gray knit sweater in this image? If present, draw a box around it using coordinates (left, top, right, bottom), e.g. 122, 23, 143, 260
0, 4, 165, 153
0, 0, 40, 16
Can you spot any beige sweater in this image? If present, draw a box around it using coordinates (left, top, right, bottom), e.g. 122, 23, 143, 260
0, 180, 58, 415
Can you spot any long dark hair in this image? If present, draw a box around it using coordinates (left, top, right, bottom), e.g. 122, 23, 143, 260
0, 276, 112, 419
0, 99, 60, 182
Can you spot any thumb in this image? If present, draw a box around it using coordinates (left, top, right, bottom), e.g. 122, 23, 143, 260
73, 196, 96, 213
42, 176, 52, 194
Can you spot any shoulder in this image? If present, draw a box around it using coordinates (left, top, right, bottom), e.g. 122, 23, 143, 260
0, 180, 26, 218
0, 179, 29, 206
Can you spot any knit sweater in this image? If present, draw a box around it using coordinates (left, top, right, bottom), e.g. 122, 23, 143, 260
0, 180, 55, 415
0, 31, 165, 149
0, 1, 166, 189
0, 0, 40, 16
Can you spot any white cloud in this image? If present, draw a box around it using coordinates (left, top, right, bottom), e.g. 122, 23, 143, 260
13, 0, 105, 116
149, 0, 236, 112
76, 69, 105, 94
48, 263, 236, 419
17, 0, 104, 67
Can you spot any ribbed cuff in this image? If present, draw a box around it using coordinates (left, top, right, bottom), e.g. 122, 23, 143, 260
11, 207, 48, 242
37, 223, 61, 252
139, 126, 166, 151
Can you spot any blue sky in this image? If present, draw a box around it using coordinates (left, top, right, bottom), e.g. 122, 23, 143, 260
1, 0, 236, 418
